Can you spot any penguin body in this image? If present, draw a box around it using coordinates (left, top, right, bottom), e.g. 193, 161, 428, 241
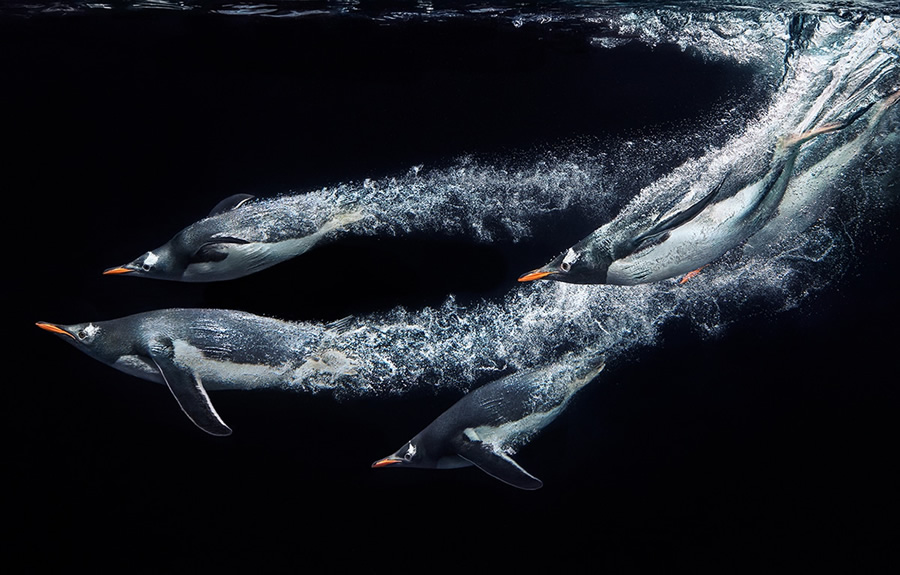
519, 100, 882, 286
105, 193, 365, 282
37, 309, 356, 435
372, 353, 605, 489
744, 89, 899, 255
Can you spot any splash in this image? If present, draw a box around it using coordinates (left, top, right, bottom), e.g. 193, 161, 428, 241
270, 11, 898, 399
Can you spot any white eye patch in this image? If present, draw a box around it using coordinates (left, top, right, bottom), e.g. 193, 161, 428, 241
143, 252, 159, 268
562, 248, 579, 265
84, 323, 100, 338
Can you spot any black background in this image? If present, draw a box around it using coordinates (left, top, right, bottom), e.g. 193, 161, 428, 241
5, 8, 899, 571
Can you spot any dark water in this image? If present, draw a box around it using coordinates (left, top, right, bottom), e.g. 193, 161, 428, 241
6, 1, 899, 570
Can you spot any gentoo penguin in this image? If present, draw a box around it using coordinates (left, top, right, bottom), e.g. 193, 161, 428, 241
36, 309, 356, 435
104, 193, 365, 282
518, 102, 879, 286
372, 352, 605, 489
744, 89, 900, 255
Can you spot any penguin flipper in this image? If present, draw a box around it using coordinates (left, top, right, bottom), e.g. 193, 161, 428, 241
628, 174, 729, 252
456, 439, 543, 490
150, 348, 233, 437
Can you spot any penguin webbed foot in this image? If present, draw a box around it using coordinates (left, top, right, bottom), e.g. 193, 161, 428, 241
779, 101, 877, 151
678, 265, 708, 285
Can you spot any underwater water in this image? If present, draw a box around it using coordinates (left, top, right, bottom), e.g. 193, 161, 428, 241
7, 0, 899, 569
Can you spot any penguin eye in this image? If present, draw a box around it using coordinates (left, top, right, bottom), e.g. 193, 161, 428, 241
75, 324, 100, 342
404, 443, 417, 461
560, 262, 571, 273
140, 252, 159, 272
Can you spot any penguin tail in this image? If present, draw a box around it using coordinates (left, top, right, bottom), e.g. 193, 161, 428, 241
863, 88, 900, 129
325, 315, 355, 335
777, 121, 849, 151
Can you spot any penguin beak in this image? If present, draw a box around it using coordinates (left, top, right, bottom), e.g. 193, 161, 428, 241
518, 268, 555, 282
103, 265, 135, 276
35, 321, 76, 340
371, 456, 403, 468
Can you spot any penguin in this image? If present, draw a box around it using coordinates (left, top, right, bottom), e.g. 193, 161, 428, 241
36, 309, 356, 435
372, 352, 605, 490
104, 193, 365, 282
743, 89, 900, 256
518, 102, 880, 286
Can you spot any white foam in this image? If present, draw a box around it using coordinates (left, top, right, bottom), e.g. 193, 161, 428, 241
268, 13, 899, 400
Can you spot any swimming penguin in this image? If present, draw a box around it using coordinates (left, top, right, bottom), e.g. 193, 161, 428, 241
518, 104, 876, 286
36, 309, 357, 435
372, 352, 605, 489
104, 193, 365, 282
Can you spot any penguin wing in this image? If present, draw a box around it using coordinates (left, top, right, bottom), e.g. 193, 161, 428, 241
150, 346, 233, 437
190, 239, 249, 264
625, 174, 729, 254
454, 436, 543, 490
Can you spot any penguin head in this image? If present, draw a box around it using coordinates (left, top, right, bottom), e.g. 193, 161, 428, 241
104, 242, 184, 281
36, 319, 133, 368
518, 238, 613, 285
103, 223, 253, 283
372, 438, 430, 470
103, 194, 258, 283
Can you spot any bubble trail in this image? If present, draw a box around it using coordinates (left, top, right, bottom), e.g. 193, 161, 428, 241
278, 13, 897, 399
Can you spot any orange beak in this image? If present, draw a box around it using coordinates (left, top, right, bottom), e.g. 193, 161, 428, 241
517, 269, 554, 282
35, 322, 76, 340
103, 267, 134, 275
371, 457, 403, 468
